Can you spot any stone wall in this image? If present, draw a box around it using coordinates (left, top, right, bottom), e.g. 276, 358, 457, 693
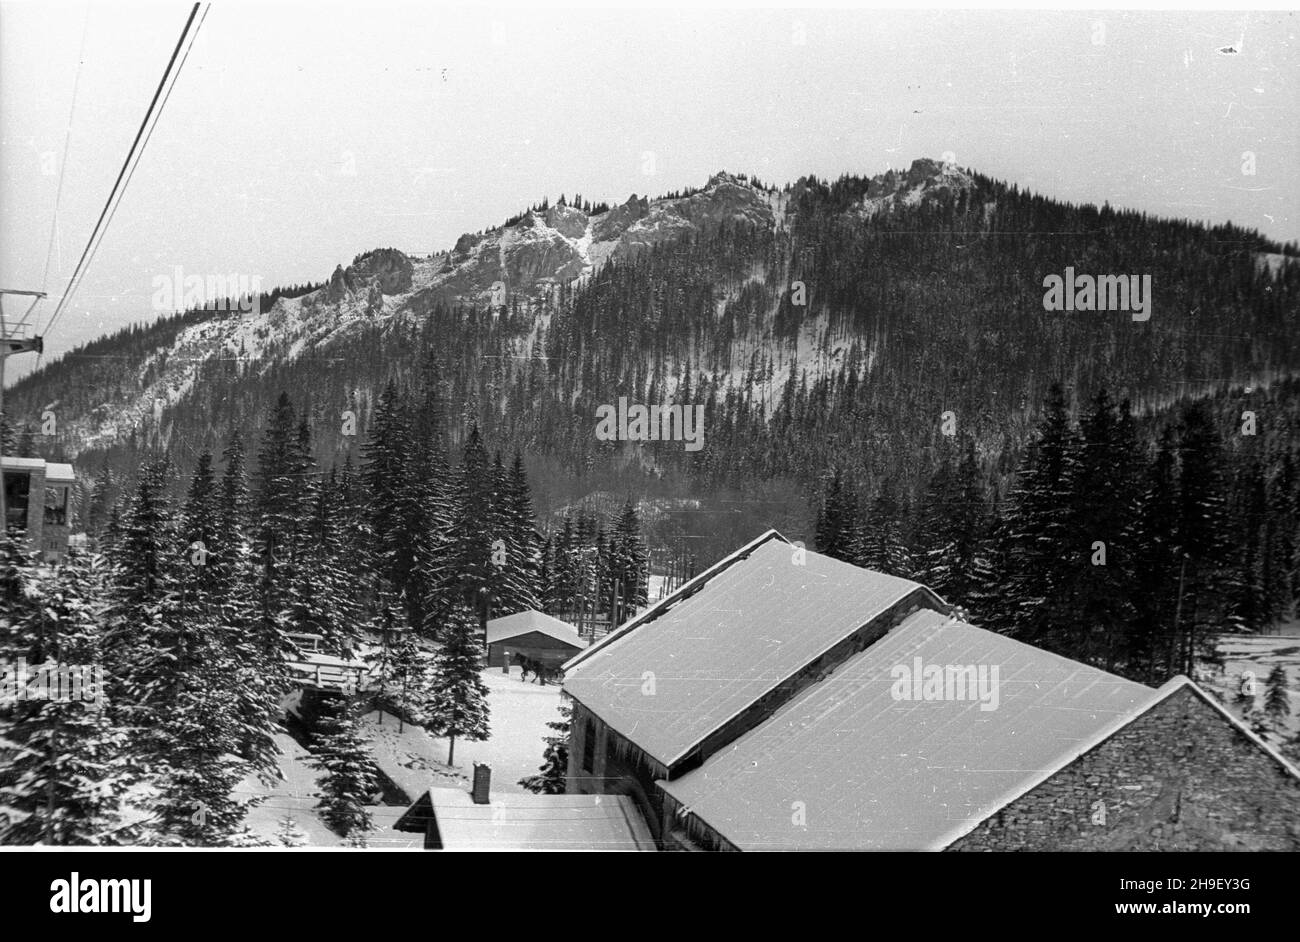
949, 685, 1300, 851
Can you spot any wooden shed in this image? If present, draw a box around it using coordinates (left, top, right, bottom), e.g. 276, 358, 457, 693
486, 609, 585, 670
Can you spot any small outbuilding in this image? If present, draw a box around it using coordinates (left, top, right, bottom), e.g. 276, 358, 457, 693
393, 765, 654, 851
486, 609, 585, 670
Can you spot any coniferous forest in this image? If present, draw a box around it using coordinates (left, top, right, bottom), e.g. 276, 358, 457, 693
0, 342, 650, 843
3, 161, 1299, 844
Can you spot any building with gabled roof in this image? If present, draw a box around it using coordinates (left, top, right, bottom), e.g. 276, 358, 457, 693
562, 531, 1300, 851
562, 529, 944, 839
486, 608, 585, 671
658, 608, 1155, 850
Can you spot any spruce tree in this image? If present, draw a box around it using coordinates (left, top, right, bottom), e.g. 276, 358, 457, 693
385, 630, 434, 733
914, 438, 991, 607
0, 552, 136, 845
253, 393, 310, 669
519, 696, 572, 795
501, 453, 544, 614
310, 694, 381, 838
274, 813, 309, 847
814, 467, 858, 562
214, 436, 252, 595
855, 480, 911, 578
179, 451, 221, 603
290, 470, 357, 656
1064, 390, 1142, 671
154, 627, 255, 846
102, 456, 188, 755
85, 461, 114, 547
361, 382, 415, 610
485, 451, 537, 616
1173, 401, 1233, 676
607, 499, 649, 621
998, 383, 1081, 648
404, 350, 457, 631
1131, 426, 1180, 683
538, 533, 558, 614
425, 424, 495, 647
214, 435, 283, 776
1264, 664, 1291, 724
1226, 451, 1268, 633
1263, 453, 1297, 626
426, 603, 490, 767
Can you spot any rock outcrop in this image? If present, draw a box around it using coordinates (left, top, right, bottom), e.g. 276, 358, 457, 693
346, 248, 413, 295
592, 194, 650, 242
544, 203, 589, 240
324, 264, 351, 304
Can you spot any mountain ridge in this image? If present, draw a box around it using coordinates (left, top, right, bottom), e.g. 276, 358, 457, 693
5, 155, 1296, 561
9, 157, 986, 458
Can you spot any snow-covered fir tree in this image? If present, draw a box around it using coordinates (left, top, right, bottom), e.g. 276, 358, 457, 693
814, 467, 858, 562
854, 481, 911, 578
274, 813, 309, 847
309, 694, 381, 838
0, 550, 136, 845
607, 498, 649, 619
425, 603, 490, 767
519, 695, 572, 795
384, 630, 434, 732
1265, 664, 1291, 724
425, 424, 496, 642
995, 382, 1081, 646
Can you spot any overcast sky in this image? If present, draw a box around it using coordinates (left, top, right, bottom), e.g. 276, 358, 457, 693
2, 3, 1296, 381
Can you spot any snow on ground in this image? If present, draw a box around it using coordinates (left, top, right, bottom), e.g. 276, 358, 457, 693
234, 731, 340, 846
647, 573, 673, 603
360, 709, 466, 803
365, 806, 423, 849
1208, 631, 1300, 747
236, 721, 453, 847
424, 665, 563, 793
230, 663, 562, 847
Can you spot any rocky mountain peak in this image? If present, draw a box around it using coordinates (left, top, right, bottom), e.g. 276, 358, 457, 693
346, 248, 414, 295
905, 156, 973, 189
544, 203, 589, 240
704, 170, 751, 190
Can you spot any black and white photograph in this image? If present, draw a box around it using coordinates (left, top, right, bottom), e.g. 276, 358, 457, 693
1, 0, 1298, 912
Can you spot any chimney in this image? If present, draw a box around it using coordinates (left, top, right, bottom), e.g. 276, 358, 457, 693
471, 763, 491, 804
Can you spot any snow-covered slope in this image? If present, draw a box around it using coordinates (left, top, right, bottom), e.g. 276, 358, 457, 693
45, 160, 974, 456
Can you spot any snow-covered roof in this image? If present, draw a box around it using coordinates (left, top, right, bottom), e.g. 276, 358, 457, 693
44, 463, 75, 484
563, 528, 789, 673
658, 608, 1158, 851
0, 456, 74, 483
0, 456, 45, 470
562, 531, 930, 768
395, 787, 655, 851
486, 609, 584, 649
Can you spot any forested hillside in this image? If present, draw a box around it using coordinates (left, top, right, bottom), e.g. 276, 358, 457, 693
4, 159, 1298, 602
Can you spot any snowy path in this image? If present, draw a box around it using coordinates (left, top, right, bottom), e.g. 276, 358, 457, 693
427, 666, 563, 793
234, 731, 340, 846
232, 664, 564, 845
361, 709, 466, 801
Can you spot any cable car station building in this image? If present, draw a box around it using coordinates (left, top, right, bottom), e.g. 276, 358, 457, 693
2, 456, 75, 564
